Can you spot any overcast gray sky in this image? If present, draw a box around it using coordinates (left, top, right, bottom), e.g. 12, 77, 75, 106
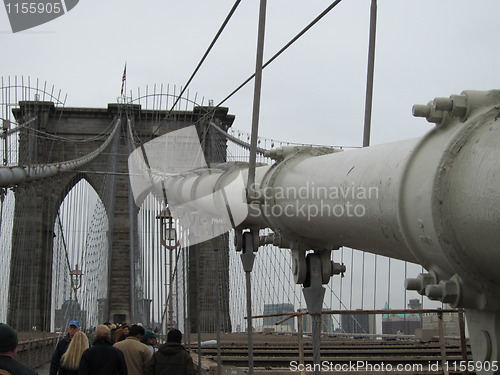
2, 0, 500, 148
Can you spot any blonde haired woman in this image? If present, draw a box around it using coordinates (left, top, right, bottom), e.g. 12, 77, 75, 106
58, 331, 89, 375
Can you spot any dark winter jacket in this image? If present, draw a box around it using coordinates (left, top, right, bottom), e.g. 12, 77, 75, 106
78, 339, 127, 375
0, 355, 38, 375
58, 367, 78, 375
50, 334, 71, 375
145, 343, 195, 375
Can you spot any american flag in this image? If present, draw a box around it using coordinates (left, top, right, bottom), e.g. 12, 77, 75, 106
121, 64, 126, 95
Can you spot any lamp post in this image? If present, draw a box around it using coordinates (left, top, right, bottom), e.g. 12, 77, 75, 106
157, 208, 179, 331
69, 264, 83, 320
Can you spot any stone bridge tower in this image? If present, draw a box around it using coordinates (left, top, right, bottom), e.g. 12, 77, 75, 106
8, 100, 234, 332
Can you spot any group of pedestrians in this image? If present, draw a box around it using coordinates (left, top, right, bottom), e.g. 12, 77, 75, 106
0, 320, 195, 375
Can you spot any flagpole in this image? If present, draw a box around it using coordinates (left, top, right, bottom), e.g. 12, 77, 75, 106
121, 62, 127, 102
124, 62, 127, 100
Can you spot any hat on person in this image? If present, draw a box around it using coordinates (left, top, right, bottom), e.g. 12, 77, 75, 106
167, 328, 182, 343
143, 330, 160, 340
68, 320, 80, 327
0, 323, 18, 353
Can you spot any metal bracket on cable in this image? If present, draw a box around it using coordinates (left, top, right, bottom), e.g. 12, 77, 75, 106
302, 252, 325, 375
240, 230, 258, 272
239, 229, 259, 375
298, 250, 346, 375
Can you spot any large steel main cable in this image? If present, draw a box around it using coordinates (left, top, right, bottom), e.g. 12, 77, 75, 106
0, 116, 121, 188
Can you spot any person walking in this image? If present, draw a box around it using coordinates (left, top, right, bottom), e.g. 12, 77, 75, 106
0, 323, 38, 375
79, 325, 127, 375
146, 329, 195, 375
109, 324, 117, 344
57, 331, 89, 375
113, 323, 128, 344
113, 325, 151, 375
117, 326, 129, 342
140, 330, 159, 355
50, 320, 81, 375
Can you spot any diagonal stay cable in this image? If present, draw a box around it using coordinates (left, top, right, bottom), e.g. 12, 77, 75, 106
151, 0, 242, 138
56, 212, 81, 306
216, 0, 344, 108
209, 121, 267, 155
180, 0, 346, 130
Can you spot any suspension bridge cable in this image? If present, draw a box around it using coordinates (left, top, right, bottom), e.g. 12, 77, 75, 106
210, 121, 268, 155
151, 0, 242, 137
215, 0, 345, 109
152, 0, 345, 138
167, 0, 241, 114
0, 117, 121, 188
16, 118, 116, 143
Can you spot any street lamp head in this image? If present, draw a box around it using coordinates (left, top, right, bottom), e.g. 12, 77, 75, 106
156, 207, 172, 220
157, 207, 179, 249
70, 264, 83, 290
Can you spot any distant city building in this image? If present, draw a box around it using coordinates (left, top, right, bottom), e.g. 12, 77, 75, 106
263, 303, 295, 332
422, 304, 460, 337
299, 309, 335, 334
382, 299, 422, 335
340, 311, 376, 334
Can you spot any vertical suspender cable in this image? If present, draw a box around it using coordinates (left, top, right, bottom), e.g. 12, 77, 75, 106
362, 0, 377, 147
196, 246, 202, 374
184, 240, 190, 350
387, 258, 391, 308
361, 252, 365, 309
364, 0, 380, 318
247, 0, 267, 195
175, 247, 179, 330
214, 248, 222, 374
374, 256, 378, 310
244, 3, 266, 375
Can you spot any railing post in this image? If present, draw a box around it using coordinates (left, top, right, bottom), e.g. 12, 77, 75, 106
297, 313, 305, 375
458, 308, 469, 375
437, 310, 449, 375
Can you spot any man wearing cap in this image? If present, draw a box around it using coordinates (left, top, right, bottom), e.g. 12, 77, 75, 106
141, 330, 159, 355
49, 320, 80, 375
0, 323, 37, 375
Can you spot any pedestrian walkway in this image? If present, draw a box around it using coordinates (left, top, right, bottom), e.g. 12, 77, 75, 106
35, 361, 50, 375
